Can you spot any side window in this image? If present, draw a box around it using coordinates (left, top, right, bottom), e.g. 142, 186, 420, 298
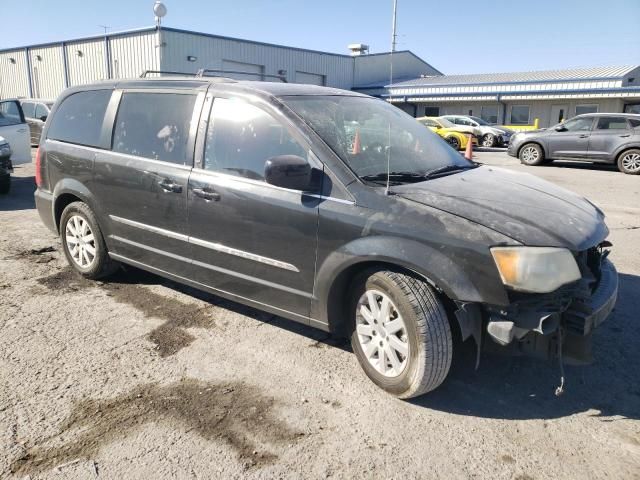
629, 118, 640, 128
421, 119, 438, 127
0, 100, 25, 127
112, 92, 197, 165
21, 102, 35, 119
595, 117, 629, 130
47, 90, 111, 147
35, 104, 49, 120
204, 98, 307, 181
562, 117, 593, 132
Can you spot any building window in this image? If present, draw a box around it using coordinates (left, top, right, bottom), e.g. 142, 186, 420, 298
623, 103, 640, 114
424, 106, 439, 116
481, 106, 499, 124
575, 104, 598, 116
509, 105, 530, 125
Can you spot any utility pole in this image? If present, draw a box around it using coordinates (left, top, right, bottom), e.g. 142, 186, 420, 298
391, 0, 398, 52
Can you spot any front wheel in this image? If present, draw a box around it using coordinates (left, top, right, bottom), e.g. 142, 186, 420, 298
482, 133, 497, 147
519, 143, 545, 166
60, 201, 119, 279
445, 135, 461, 150
617, 149, 640, 175
350, 270, 452, 399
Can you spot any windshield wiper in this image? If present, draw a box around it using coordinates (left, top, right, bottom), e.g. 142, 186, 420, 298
423, 164, 477, 179
360, 171, 429, 184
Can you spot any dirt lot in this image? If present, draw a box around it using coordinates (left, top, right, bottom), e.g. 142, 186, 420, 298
1, 152, 639, 479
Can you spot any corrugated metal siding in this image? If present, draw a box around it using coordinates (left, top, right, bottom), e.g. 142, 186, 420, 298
29, 45, 65, 99
0, 50, 29, 98
66, 39, 107, 86
159, 30, 353, 88
353, 52, 441, 88
109, 31, 159, 79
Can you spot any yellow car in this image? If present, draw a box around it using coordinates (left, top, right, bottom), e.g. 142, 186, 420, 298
417, 116, 478, 151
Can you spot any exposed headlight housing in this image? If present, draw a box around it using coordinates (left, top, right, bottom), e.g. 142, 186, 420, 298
490, 246, 581, 293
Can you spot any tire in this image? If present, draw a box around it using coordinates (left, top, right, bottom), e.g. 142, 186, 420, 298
519, 143, 545, 166
60, 201, 119, 279
481, 133, 497, 147
350, 270, 452, 399
445, 135, 461, 150
0, 174, 9, 195
617, 149, 640, 175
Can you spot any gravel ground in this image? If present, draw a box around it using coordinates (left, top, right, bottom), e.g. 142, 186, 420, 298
1, 151, 639, 479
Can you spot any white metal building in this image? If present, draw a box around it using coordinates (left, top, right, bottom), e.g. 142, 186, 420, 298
0, 26, 439, 100
384, 66, 640, 127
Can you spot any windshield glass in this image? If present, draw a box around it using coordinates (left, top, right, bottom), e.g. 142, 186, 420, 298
283, 96, 472, 183
437, 117, 456, 128
469, 115, 491, 125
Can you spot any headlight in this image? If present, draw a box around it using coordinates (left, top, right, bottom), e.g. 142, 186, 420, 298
490, 246, 581, 293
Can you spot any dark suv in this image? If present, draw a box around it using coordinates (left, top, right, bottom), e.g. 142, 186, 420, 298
35, 78, 618, 398
508, 113, 640, 174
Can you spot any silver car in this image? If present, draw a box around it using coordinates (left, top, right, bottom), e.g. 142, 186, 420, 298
507, 114, 640, 175
441, 115, 514, 147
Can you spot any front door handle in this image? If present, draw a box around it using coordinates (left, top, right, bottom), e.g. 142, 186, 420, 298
578, 134, 590, 138
158, 179, 183, 193
619, 134, 631, 138
192, 187, 220, 201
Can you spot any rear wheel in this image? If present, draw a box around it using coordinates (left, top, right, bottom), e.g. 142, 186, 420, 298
445, 135, 461, 150
60, 202, 119, 279
519, 143, 545, 166
350, 270, 452, 399
482, 133, 497, 147
617, 149, 640, 175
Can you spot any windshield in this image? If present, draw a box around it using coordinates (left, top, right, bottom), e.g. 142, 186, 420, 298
283, 96, 472, 183
469, 115, 491, 125
437, 117, 456, 128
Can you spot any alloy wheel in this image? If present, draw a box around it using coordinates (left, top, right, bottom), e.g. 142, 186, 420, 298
446, 136, 460, 150
356, 289, 409, 377
65, 215, 96, 268
621, 152, 640, 173
521, 146, 539, 163
482, 134, 495, 147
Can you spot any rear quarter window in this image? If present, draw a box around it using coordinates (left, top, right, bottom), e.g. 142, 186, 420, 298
47, 90, 112, 148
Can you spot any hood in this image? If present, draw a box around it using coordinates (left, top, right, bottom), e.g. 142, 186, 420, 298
394, 166, 608, 251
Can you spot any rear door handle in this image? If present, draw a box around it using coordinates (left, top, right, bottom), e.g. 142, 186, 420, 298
158, 179, 183, 193
192, 187, 220, 201
619, 134, 631, 138
578, 134, 589, 138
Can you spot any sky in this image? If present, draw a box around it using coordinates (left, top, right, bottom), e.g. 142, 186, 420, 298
2, 0, 639, 74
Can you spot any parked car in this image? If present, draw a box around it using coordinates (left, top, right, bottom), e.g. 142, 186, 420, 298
35, 78, 617, 398
0, 99, 31, 193
0, 136, 12, 194
416, 116, 477, 150
20, 99, 54, 145
442, 115, 514, 147
508, 113, 640, 174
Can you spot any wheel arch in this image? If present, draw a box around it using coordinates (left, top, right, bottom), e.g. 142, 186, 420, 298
517, 140, 547, 158
312, 236, 491, 337
52, 179, 101, 232
614, 144, 640, 162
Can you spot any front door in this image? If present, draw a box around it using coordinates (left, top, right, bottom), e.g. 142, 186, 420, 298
546, 116, 594, 159
93, 89, 203, 277
587, 116, 632, 162
550, 105, 568, 125
187, 96, 320, 320
0, 100, 31, 165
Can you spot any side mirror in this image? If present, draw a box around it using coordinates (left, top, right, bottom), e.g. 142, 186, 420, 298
264, 155, 312, 191
39, 115, 47, 122
554, 125, 567, 132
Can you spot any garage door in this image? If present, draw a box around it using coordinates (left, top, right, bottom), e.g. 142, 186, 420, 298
296, 71, 325, 86
221, 60, 264, 81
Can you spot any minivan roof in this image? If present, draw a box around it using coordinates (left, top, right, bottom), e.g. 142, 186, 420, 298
59, 78, 370, 99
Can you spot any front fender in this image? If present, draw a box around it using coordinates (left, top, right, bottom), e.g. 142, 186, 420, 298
311, 235, 510, 327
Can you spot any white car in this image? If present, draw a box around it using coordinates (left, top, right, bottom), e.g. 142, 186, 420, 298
441, 115, 515, 147
0, 99, 31, 193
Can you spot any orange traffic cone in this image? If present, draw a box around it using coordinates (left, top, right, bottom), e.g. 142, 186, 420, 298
352, 129, 361, 154
464, 134, 473, 161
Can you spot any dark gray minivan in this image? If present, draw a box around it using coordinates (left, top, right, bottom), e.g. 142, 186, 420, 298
35, 77, 618, 398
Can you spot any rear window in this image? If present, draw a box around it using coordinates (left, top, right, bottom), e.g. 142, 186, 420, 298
112, 92, 197, 165
595, 117, 628, 130
47, 90, 112, 147
0, 100, 25, 127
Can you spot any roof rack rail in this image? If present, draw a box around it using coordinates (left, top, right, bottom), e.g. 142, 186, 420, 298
196, 69, 288, 83
139, 70, 198, 78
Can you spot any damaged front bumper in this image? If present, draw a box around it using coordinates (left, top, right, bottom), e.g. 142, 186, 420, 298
485, 257, 618, 364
